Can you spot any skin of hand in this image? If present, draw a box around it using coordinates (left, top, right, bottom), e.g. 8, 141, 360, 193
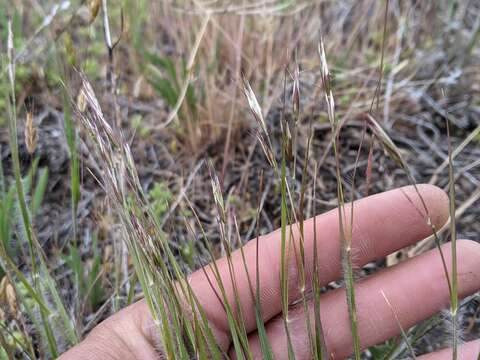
59, 185, 480, 359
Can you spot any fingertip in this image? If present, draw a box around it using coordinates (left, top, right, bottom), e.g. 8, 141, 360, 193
401, 184, 450, 230
437, 239, 480, 299
456, 238, 480, 257
455, 239, 480, 283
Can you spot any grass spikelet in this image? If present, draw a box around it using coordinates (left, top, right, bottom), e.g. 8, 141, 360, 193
88, 0, 101, 23
318, 39, 335, 129
292, 54, 300, 123
76, 88, 88, 113
208, 160, 226, 226
242, 76, 267, 135
25, 111, 37, 155
242, 76, 277, 169
362, 113, 407, 171
0, 276, 17, 314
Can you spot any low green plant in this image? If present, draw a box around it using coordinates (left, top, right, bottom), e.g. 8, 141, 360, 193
148, 181, 173, 220
0, 22, 78, 358
64, 233, 104, 312
143, 52, 198, 133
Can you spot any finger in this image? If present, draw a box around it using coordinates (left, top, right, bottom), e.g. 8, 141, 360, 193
418, 339, 480, 359
59, 300, 158, 359
189, 185, 449, 345
245, 240, 480, 359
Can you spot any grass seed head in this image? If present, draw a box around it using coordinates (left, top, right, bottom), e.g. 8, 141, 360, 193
88, 0, 101, 23
0, 277, 17, 314
242, 76, 268, 135
6, 281, 17, 314
242, 76, 277, 168
292, 60, 300, 121
318, 38, 330, 93
318, 38, 336, 128
363, 112, 407, 171
77, 88, 88, 113
25, 111, 38, 155
208, 160, 226, 224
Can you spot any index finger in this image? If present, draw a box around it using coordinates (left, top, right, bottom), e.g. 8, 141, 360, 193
189, 184, 449, 349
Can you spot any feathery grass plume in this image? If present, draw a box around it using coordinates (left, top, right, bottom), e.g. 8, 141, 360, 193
319, 37, 361, 360
73, 73, 228, 359
242, 76, 277, 169
25, 111, 37, 155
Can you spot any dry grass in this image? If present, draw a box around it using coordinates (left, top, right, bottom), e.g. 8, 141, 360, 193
0, 0, 479, 358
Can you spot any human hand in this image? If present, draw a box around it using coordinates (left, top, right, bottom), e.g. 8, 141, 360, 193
60, 185, 480, 359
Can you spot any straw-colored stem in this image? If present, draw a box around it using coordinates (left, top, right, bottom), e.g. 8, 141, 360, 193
446, 118, 458, 360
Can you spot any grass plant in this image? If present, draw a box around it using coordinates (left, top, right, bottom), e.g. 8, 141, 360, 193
0, 1, 477, 359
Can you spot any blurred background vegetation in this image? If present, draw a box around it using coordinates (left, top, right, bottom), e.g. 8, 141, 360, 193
0, 0, 479, 358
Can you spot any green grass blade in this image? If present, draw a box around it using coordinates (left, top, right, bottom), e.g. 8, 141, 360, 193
31, 167, 48, 217
40, 262, 79, 345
